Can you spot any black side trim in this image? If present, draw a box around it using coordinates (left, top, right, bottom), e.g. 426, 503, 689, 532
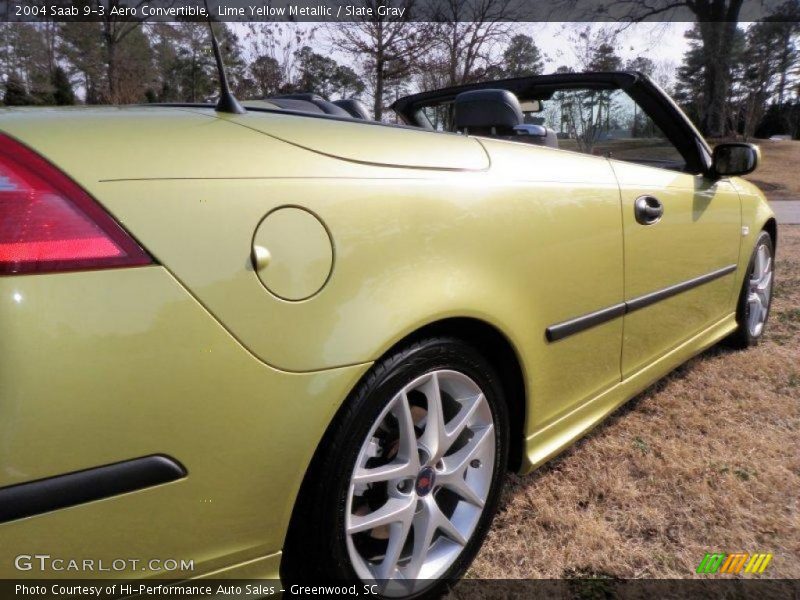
0, 455, 186, 524
545, 264, 738, 342
625, 264, 737, 313
546, 303, 626, 342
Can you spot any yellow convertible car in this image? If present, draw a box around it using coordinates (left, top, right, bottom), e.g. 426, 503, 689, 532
0, 72, 775, 595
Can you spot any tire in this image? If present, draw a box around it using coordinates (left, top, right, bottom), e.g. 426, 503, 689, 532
281, 336, 510, 598
727, 230, 775, 348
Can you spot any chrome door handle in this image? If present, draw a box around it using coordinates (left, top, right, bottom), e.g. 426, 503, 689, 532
634, 195, 664, 225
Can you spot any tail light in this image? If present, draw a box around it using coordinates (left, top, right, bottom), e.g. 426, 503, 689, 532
0, 133, 151, 275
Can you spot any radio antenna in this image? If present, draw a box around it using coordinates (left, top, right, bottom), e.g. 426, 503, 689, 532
203, 0, 246, 114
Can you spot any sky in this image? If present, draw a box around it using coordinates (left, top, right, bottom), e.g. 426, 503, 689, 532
528, 22, 694, 71
233, 21, 696, 86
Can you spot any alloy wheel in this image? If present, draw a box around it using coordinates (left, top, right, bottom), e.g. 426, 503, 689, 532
746, 241, 773, 337
345, 369, 495, 593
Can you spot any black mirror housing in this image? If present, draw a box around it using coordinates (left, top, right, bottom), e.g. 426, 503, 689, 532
712, 143, 760, 177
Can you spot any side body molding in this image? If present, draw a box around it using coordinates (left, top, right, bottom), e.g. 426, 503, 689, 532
0, 455, 186, 524
546, 264, 738, 342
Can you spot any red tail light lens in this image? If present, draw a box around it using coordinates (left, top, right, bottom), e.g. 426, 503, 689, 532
0, 133, 151, 275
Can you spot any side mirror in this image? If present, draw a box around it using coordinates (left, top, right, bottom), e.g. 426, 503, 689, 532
514, 124, 547, 137
712, 143, 760, 177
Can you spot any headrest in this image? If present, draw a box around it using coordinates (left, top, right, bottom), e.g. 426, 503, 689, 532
333, 98, 372, 120
454, 89, 523, 131
271, 93, 351, 117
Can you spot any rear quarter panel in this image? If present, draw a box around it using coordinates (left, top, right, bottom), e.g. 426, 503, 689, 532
0, 267, 368, 577
88, 134, 625, 440
1, 108, 625, 465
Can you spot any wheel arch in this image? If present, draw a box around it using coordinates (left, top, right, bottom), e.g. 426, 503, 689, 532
280, 316, 528, 580
383, 317, 528, 473
314, 315, 528, 477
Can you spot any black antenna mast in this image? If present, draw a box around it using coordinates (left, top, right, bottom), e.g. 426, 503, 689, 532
203, 0, 246, 114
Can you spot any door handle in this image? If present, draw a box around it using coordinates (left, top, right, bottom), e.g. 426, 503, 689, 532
634, 195, 664, 225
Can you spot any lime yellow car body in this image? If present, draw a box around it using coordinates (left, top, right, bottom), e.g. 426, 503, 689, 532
0, 73, 775, 583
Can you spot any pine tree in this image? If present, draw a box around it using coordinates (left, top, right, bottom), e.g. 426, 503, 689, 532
673, 25, 707, 127
4, 73, 32, 105
501, 35, 544, 78
51, 66, 75, 105
588, 43, 622, 71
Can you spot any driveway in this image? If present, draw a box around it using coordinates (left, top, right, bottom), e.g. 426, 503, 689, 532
770, 200, 800, 224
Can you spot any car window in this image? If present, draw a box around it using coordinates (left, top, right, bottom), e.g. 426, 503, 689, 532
417, 86, 686, 171
533, 88, 685, 169
421, 103, 455, 132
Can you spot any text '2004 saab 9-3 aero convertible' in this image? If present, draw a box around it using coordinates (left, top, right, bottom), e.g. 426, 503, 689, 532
0, 71, 775, 597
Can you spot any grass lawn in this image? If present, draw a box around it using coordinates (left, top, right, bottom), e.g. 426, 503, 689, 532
468, 225, 800, 580
742, 140, 800, 201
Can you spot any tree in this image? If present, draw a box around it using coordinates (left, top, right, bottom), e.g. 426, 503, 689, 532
250, 55, 284, 97
586, 0, 750, 136
3, 73, 32, 105
673, 24, 705, 125
0, 23, 55, 104
171, 22, 216, 103
328, 1, 434, 120
770, 1, 800, 104
695, 16, 747, 136
567, 25, 617, 70
113, 23, 155, 103
625, 56, 655, 76
97, 1, 150, 103
587, 43, 622, 71
426, 0, 517, 87
216, 23, 250, 98
730, 7, 800, 139
757, 101, 800, 139
329, 63, 367, 99
557, 29, 626, 152
501, 34, 544, 77
148, 22, 181, 102
737, 23, 779, 139
60, 22, 107, 104
51, 66, 75, 105
244, 22, 318, 97
293, 46, 365, 99
559, 0, 764, 135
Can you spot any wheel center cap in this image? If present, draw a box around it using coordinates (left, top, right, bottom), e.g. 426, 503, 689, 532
415, 466, 436, 496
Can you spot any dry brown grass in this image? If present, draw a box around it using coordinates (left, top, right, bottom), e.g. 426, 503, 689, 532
468, 225, 800, 580
743, 140, 800, 201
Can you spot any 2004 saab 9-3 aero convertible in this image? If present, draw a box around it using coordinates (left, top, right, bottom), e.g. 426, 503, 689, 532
0, 72, 775, 596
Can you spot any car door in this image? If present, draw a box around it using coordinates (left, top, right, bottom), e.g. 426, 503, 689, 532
612, 161, 741, 377
497, 76, 740, 377
589, 89, 741, 377
512, 78, 740, 378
